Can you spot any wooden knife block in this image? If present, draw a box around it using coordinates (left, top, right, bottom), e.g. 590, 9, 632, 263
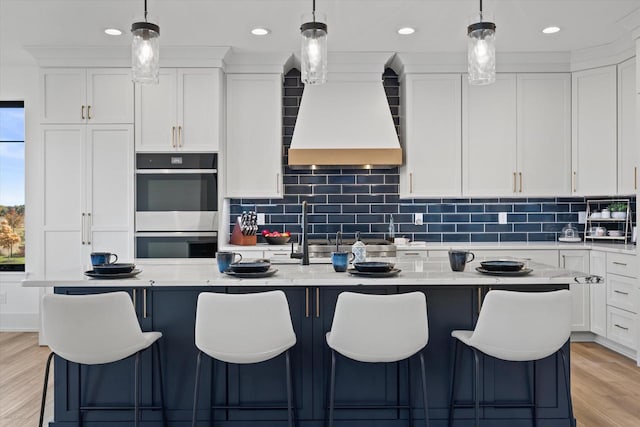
230, 223, 257, 246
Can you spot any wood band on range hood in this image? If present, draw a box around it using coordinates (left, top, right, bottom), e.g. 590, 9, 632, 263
288, 148, 402, 168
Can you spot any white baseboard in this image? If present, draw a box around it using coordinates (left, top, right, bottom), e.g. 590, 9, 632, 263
572, 331, 637, 361
0, 312, 40, 331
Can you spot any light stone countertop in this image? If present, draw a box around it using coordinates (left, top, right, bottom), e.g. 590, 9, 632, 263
22, 258, 586, 288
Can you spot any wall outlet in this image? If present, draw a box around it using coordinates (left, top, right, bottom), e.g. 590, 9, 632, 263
257, 213, 266, 225
414, 213, 424, 226
578, 211, 587, 224
498, 212, 508, 224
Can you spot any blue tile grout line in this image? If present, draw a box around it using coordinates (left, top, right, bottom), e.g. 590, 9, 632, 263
230, 68, 637, 244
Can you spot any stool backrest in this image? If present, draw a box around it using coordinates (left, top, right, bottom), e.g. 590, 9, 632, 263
195, 290, 296, 364
470, 289, 571, 361
327, 291, 428, 363
42, 291, 146, 365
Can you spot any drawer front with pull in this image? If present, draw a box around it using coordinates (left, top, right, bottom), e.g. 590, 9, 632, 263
606, 273, 639, 314
606, 306, 637, 349
606, 253, 637, 278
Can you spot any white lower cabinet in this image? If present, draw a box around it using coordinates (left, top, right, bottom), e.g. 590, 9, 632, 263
42, 125, 134, 277
607, 306, 637, 350
560, 250, 590, 332
589, 251, 607, 336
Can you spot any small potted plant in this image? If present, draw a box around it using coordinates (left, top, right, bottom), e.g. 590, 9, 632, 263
608, 202, 627, 219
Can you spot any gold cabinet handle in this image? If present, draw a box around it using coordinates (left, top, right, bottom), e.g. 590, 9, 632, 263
572, 171, 577, 193
87, 105, 91, 120
132, 289, 137, 314
81, 105, 85, 120
86, 213, 91, 245
81, 213, 85, 244
634, 166, 637, 190
315, 288, 320, 318
477, 288, 482, 314
305, 288, 310, 318
409, 172, 413, 194
143, 289, 147, 318
171, 126, 176, 148
178, 126, 182, 147
276, 173, 280, 193
513, 172, 517, 193
562, 254, 566, 268
519, 172, 523, 193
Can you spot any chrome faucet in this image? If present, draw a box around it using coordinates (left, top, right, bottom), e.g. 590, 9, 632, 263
290, 200, 309, 265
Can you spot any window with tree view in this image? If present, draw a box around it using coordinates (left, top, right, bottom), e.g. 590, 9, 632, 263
0, 101, 25, 271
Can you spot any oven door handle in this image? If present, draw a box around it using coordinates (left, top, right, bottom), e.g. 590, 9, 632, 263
135, 169, 217, 174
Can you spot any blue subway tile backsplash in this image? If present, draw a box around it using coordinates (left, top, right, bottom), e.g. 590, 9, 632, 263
229, 68, 636, 244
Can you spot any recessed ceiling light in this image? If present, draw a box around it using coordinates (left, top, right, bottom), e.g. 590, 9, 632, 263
251, 27, 271, 36
542, 26, 560, 34
104, 28, 123, 36
397, 27, 415, 35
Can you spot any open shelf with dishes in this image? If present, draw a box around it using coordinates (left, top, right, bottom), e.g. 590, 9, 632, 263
584, 198, 632, 242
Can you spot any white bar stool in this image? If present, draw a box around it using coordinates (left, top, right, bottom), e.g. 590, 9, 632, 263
448, 289, 575, 427
326, 291, 430, 427
192, 290, 297, 427
39, 291, 165, 427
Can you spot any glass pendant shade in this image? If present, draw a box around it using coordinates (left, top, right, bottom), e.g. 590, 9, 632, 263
300, 18, 327, 85
467, 20, 496, 85
131, 21, 160, 84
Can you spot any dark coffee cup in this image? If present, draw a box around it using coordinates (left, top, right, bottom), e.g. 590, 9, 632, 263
331, 251, 354, 272
90, 252, 118, 266
448, 250, 475, 272
216, 251, 243, 273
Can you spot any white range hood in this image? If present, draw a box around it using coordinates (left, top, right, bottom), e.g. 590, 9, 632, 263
288, 63, 402, 169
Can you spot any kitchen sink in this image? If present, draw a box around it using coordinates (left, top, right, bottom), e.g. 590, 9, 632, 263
307, 243, 397, 258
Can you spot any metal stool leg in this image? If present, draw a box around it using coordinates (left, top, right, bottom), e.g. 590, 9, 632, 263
472, 349, 480, 427
39, 352, 55, 427
532, 360, 537, 427
192, 351, 203, 427
286, 350, 294, 427
559, 348, 576, 427
419, 353, 430, 427
448, 340, 459, 427
78, 364, 83, 427
328, 350, 337, 427
135, 351, 140, 427
154, 342, 168, 427
408, 360, 413, 427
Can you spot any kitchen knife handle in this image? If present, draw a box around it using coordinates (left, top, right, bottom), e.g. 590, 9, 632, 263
171, 126, 176, 148
519, 172, 523, 193
81, 105, 85, 120
513, 172, 517, 193
87, 105, 91, 120
178, 126, 182, 147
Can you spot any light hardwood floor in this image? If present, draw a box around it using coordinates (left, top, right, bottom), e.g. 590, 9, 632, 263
1, 333, 639, 426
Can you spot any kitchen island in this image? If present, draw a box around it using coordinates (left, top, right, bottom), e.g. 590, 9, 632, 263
24, 259, 580, 427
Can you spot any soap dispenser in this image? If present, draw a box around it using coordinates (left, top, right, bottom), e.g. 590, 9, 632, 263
352, 231, 366, 263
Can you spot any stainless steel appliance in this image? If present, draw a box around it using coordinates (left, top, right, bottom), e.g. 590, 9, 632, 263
135, 153, 218, 258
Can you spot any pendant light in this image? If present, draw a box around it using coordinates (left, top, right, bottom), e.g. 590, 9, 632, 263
467, 0, 496, 85
300, 0, 328, 85
131, 0, 160, 84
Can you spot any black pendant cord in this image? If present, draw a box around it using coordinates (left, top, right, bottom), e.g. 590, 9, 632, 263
312, 0, 316, 23
479, 0, 483, 22
144, 0, 148, 22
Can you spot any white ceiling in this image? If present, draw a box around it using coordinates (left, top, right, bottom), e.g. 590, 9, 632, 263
1, 0, 640, 65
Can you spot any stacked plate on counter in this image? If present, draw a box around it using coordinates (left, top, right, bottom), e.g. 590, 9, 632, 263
224, 260, 277, 278
348, 262, 400, 278
475, 260, 532, 276
85, 263, 141, 279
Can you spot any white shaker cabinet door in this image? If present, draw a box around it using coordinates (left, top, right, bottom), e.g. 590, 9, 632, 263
571, 65, 617, 196
400, 74, 462, 197
617, 58, 637, 195
86, 69, 134, 124
589, 250, 607, 336
462, 74, 517, 196
40, 69, 86, 124
517, 74, 571, 196
560, 250, 591, 332
226, 74, 283, 198
135, 69, 178, 151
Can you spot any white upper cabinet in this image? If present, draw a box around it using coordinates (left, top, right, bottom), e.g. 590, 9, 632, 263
41, 68, 133, 124
226, 73, 283, 198
463, 74, 517, 196
571, 65, 617, 196
400, 74, 462, 197
135, 68, 222, 152
517, 74, 572, 196
617, 57, 637, 195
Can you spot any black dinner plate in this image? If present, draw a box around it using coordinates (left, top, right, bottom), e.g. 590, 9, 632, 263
92, 263, 136, 274
84, 269, 142, 279
227, 261, 271, 273
348, 268, 401, 278
475, 267, 533, 277
224, 268, 278, 279
479, 260, 525, 272
353, 262, 396, 273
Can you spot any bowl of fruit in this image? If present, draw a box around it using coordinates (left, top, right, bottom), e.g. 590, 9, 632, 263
261, 230, 291, 245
